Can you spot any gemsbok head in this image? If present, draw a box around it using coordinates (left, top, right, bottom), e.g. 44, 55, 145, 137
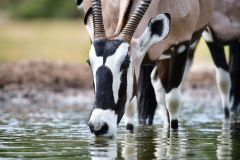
84, 0, 171, 136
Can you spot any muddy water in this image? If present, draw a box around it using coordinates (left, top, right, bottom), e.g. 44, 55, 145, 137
0, 88, 240, 159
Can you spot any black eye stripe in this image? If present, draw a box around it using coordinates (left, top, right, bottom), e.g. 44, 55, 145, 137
95, 66, 115, 110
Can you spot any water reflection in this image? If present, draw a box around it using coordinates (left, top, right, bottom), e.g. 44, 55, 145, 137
135, 126, 158, 159
122, 134, 137, 160
217, 120, 232, 160
88, 121, 240, 160
88, 126, 188, 160
155, 127, 187, 160
230, 121, 240, 160
89, 137, 117, 160
217, 120, 240, 160
1, 104, 240, 159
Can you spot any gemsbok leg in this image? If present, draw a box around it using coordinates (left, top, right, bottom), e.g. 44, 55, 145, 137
185, 36, 240, 118
125, 97, 137, 132
151, 41, 190, 129
151, 60, 170, 127
229, 40, 240, 113
202, 29, 231, 118
137, 65, 157, 125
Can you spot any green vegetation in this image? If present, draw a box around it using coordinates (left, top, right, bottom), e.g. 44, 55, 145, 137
0, 0, 82, 19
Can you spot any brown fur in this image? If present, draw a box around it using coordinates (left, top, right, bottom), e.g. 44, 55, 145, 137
209, 0, 240, 42
83, 0, 215, 61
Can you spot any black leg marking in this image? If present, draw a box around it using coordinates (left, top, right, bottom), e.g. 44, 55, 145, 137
126, 123, 134, 133
167, 41, 190, 92
171, 119, 178, 129
229, 40, 240, 113
155, 59, 170, 93
206, 42, 228, 71
137, 65, 157, 125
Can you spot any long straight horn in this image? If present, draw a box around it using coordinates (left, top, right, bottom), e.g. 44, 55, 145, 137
120, 0, 152, 43
92, 0, 106, 40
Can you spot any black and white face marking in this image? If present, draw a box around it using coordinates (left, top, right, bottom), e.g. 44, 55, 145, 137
85, 13, 171, 136
88, 40, 133, 136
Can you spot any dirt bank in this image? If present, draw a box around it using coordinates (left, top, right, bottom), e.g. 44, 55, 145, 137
0, 60, 92, 91
0, 60, 217, 108
0, 60, 216, 90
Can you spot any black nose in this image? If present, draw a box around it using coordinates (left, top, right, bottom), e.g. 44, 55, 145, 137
88, 122, 109, 136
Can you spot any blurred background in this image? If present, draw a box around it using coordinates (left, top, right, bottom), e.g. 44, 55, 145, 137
0, 0, 216, 64
0, 0, 230, 98
0, 0, 90, 63
0, 0, 224, 105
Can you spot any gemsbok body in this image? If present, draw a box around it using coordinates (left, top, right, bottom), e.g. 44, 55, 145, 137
76, 0, 215, 136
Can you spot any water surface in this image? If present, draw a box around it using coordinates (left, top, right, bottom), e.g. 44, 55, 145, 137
0, 88, 240, 159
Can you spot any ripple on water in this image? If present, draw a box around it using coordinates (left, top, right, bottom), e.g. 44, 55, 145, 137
1, 90, 240, 159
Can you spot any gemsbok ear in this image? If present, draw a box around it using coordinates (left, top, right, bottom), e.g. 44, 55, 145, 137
137, 13, 171, 53
132, 13, 171, 82
75, 0, 83, 10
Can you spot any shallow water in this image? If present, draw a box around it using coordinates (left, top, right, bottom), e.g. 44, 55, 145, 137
0, 88, 240, 159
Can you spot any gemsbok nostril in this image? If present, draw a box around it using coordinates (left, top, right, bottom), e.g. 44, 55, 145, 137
88, 122, 109, 136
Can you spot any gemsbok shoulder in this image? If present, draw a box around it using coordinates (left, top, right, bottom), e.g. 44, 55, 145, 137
76, 0, 215, 137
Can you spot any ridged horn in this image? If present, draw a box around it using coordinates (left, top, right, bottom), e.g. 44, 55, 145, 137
120, 0, 152, 43
92, 0, 106, 39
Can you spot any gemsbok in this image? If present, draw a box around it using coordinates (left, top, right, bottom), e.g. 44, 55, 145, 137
76, 0, 215, 136
185, 0, 240, 118
138, 0, 240, 125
